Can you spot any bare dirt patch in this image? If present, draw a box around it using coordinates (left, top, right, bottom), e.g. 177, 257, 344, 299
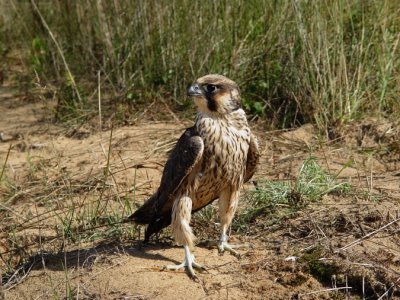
1, 82, 400, 299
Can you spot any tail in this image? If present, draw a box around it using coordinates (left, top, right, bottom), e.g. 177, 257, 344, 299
126, 192, 173, 242
127, 193, 158, 224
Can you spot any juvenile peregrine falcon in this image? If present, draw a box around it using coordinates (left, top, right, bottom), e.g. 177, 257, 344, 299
129, 74, 259, 279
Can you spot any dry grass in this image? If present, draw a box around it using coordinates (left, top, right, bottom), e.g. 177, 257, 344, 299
1, 16, 400, 296
1, 111, 400, 298
0, 0, 399, 129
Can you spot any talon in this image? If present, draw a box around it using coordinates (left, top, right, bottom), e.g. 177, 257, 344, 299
162, 246, 206, 279
190, 273, 200, 282
218, 241, 243, 258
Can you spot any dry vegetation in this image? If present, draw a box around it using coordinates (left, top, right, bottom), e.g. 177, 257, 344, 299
1, 0, 400, 299
1, 74, 399, 299
1, 0, 399, 128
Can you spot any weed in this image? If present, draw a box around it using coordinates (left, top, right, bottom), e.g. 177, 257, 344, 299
295, 157, 350, 202
300, 247, 341, 284
233, 157, 350, 231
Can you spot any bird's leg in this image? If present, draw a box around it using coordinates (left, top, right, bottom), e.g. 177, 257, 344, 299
218, 189, 243, 257
217, 225, 243, 257
163, 196, 205, 280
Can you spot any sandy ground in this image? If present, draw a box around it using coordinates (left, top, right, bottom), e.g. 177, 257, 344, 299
1, 77, 400, 299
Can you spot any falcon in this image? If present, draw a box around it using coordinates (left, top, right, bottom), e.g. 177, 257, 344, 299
129, 74, 259, 279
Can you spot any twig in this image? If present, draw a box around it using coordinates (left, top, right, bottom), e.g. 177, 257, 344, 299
377, 276, 400, 300
0, 203, 28, 221
130, 100, 156, 123
98, 70, 102, 134
298, 286, 352, 297
0, 274, 3, 299
336, 216, 400, 252
362, 275, 365, 300
159, 97, 181, 123
0, 144, 11, 182
95, 126, 115, 215
3, 257, 37, 290
99, 142, 120, 198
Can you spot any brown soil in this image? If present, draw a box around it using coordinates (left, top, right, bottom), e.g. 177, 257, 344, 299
1, 76, 400, 299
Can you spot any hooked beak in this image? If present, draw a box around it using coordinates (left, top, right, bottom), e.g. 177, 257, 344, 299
187, 83, 203, 97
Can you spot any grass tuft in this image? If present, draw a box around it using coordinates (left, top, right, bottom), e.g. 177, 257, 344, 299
233, 157, 350, 231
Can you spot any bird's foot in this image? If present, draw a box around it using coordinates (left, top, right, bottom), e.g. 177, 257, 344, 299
163, 253, 206, 281
217, 241, 248, 258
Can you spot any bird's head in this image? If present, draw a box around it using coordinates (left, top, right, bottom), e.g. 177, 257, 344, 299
188, 74, 241, 115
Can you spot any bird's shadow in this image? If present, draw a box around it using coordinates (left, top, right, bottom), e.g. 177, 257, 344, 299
125, 240, 182, 265
2, 240, 184, 287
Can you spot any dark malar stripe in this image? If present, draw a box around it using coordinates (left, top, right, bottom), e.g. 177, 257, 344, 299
205, 93, 217, 111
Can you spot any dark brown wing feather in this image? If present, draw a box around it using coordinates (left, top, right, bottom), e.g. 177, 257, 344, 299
128, 126, 204, 241
244, 133, 260, 182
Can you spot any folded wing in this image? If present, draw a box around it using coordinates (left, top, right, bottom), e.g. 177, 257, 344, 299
128, 126, 204, 241
244, 133, 260, 183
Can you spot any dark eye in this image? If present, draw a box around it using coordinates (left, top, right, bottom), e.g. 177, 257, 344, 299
204, 84, 217, 93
